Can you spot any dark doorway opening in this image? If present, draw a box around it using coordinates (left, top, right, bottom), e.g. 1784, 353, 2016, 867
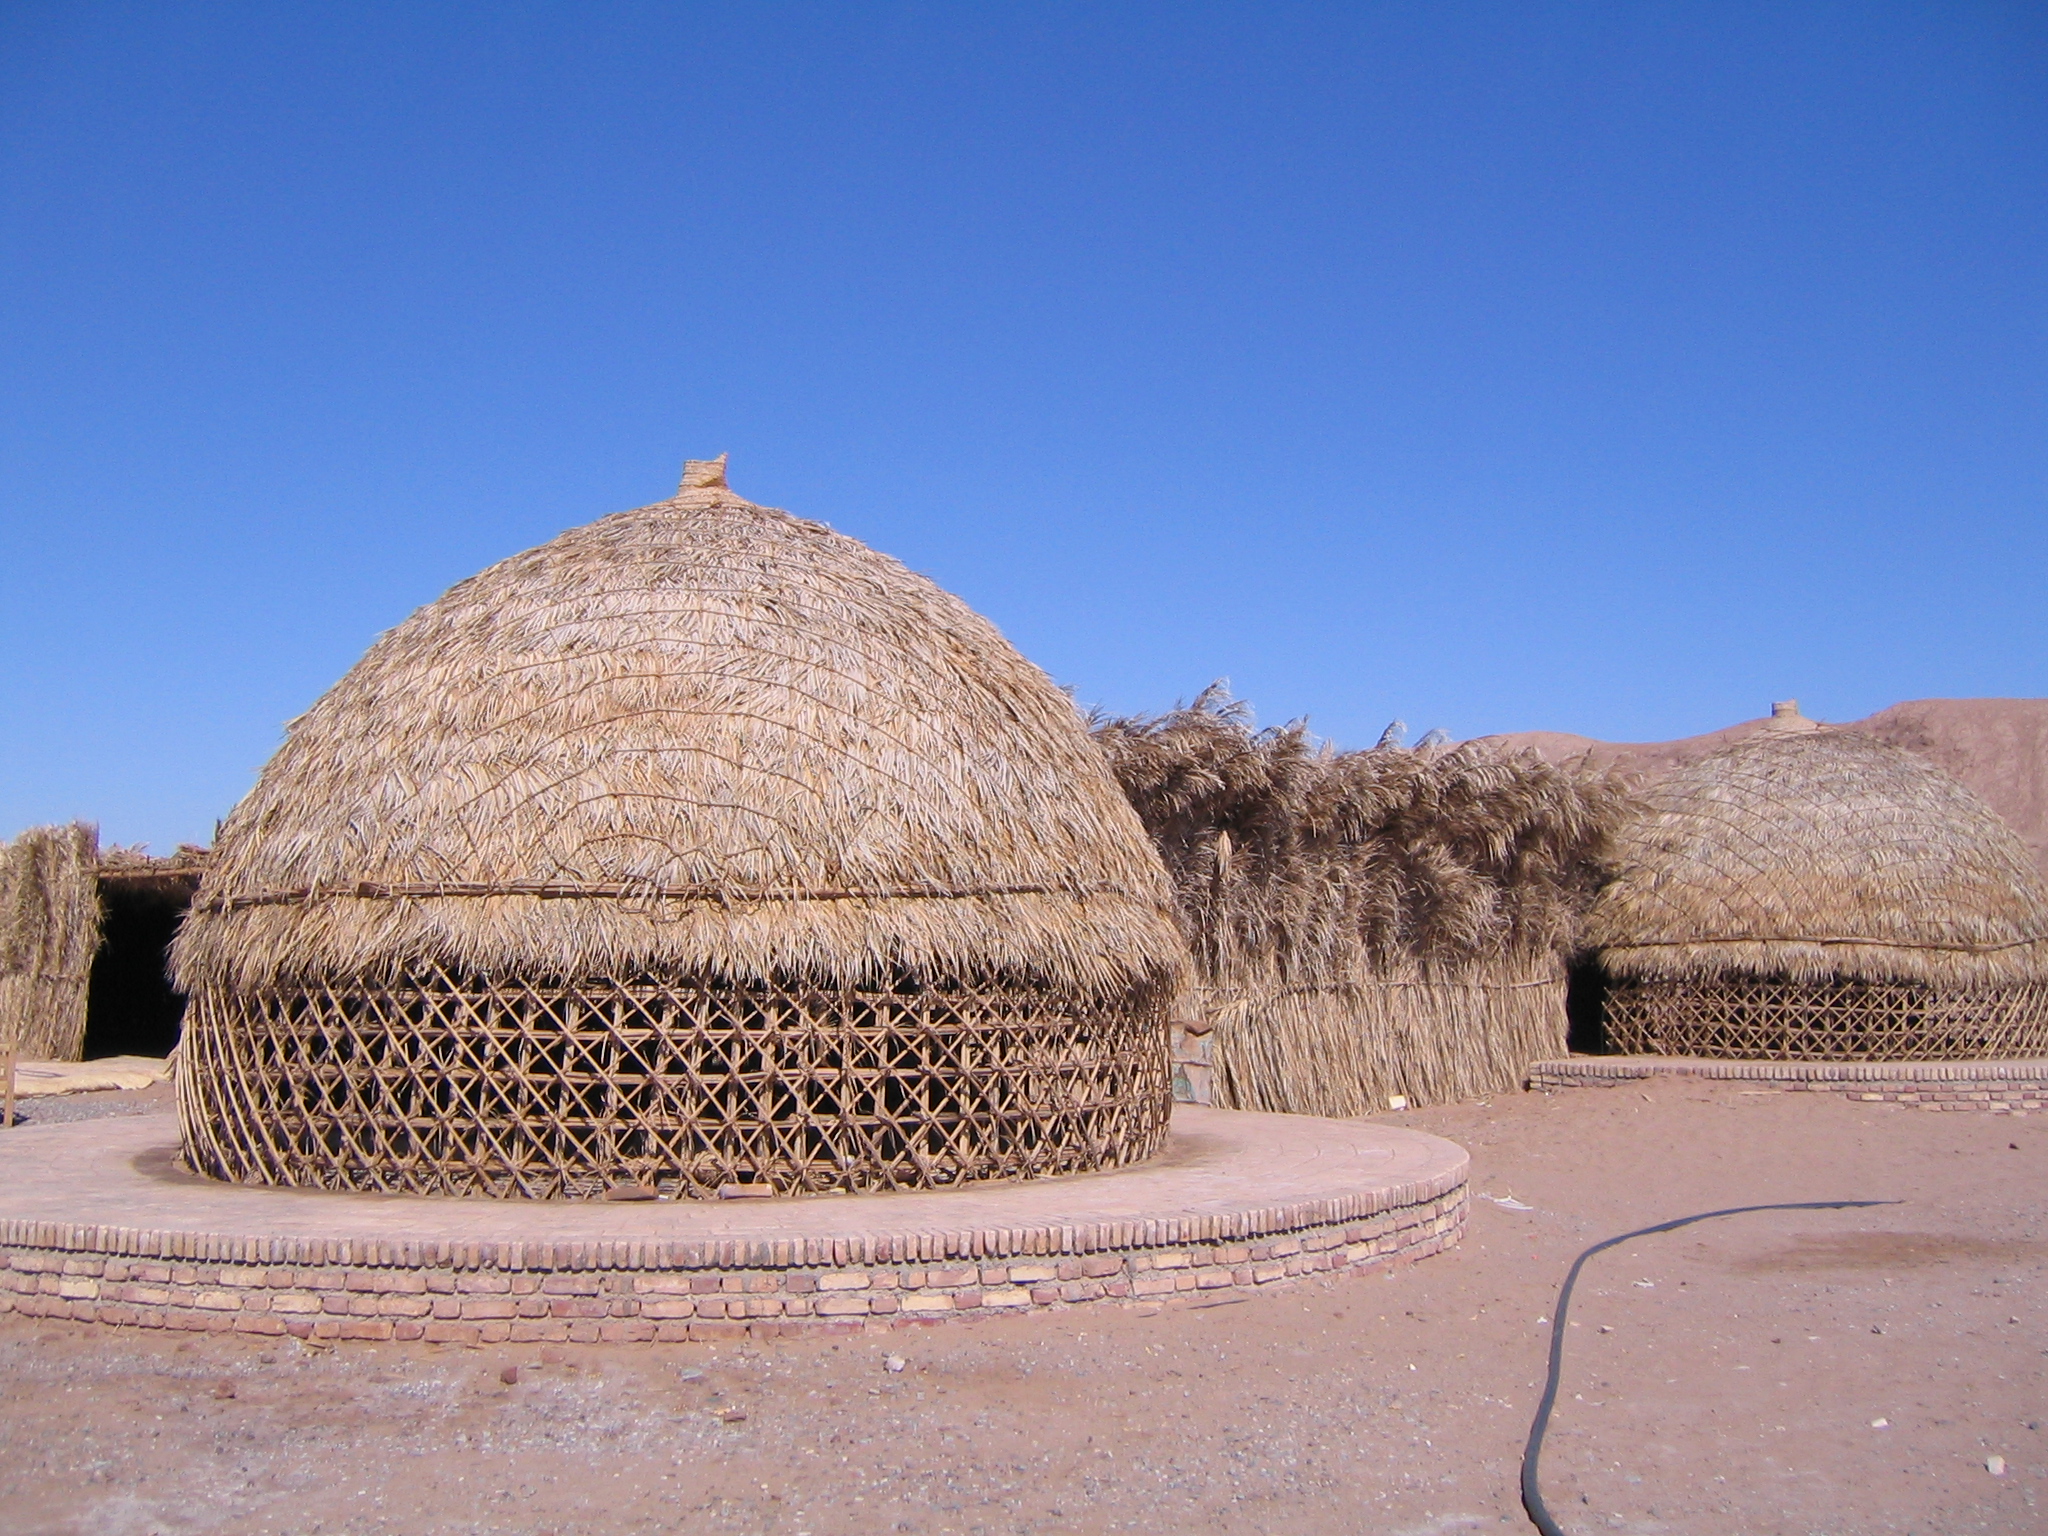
83, 880, 191, 1058
1565, 957, 1609, 1055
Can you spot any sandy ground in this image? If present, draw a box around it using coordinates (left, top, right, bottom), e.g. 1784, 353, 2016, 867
0, 1080, 2041, 1536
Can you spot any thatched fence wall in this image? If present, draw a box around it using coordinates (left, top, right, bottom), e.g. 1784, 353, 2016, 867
0, 823, 102, 1063
1096, 689, 1630, 1113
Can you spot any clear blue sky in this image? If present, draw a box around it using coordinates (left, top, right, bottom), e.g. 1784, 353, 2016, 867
3, 3, 2044, 852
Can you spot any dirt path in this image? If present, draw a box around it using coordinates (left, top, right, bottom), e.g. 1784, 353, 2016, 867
1, 1081, 2041, 1535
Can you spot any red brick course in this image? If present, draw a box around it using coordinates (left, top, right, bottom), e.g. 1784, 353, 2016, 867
0, 1186, 1464, 1343
1528, 1056, 2048, 1112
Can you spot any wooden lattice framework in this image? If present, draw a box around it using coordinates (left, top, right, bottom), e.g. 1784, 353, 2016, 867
178, 967, 1171, 1198
1602, 975, 2048, 1062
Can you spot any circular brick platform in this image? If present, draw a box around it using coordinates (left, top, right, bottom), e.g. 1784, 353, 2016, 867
1529, 1055, 2048, 1113
0, 1106, 1467, 1345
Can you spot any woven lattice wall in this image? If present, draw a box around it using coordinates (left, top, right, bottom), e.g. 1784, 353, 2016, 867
178, 968, 1171, 1198
1603, 975, 2048, 1062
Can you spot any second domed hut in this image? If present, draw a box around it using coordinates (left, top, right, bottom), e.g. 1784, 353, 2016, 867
1094, 689, 1629, 1115
174, 459, 1185, 1198
1585, 724, 2048, 1060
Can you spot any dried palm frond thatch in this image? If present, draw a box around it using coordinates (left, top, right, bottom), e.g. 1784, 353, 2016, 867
1586, 727, 2048, 1060
98, 842, 211, 902
175, 460, 1185, 1198
0, 823, 102, 1062
1094, 687, 1630, 1113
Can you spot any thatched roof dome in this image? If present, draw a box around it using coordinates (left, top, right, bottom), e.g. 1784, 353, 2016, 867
175, 460, 1182, 998
1586, 728, 2048, 987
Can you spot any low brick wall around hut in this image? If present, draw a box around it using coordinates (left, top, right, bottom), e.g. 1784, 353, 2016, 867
1528, 1056, 2048, 1113
0, 1191, 1465, 1345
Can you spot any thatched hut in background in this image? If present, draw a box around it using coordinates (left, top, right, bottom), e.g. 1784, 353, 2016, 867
0, 829, 208, 1066
90, 844, 208, 1058
1094, 689, 1628, 1115
0, 823, 102, 1062
1585, 726, 2048, 1060
173, 458, 1185, 1199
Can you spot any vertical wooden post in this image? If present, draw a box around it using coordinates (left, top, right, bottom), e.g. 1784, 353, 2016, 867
0, 972, 16, 1128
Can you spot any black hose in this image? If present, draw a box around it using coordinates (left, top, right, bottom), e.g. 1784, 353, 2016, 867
1520, 1199, 1900, 1535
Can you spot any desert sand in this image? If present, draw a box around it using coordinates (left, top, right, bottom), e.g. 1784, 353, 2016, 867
0, 1080, 2040, 1535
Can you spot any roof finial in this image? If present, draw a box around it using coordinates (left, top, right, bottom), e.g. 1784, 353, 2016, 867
680, 454, 729, 492
1765, 699, 1820, 732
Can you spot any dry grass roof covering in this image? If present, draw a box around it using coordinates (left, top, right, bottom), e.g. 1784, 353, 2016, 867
174, 463, 1182, 998
98, 843, 210, 900
1586, 728, 2048, 987
1093, 688, 1628, 984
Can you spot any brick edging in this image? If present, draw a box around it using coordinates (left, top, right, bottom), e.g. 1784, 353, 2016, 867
0, 1189, 1465, 1345
1528, 1056, 2048, 1113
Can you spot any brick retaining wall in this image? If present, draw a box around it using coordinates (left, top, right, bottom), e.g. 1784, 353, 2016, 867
1528, 1056, 2048, 1113
0, 1187, 1464, 1344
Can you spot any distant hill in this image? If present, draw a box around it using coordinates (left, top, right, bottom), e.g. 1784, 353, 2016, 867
1478, 698, 2048, 881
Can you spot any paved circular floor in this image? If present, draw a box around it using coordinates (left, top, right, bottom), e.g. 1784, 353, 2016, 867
0, 1105, 1468, 1344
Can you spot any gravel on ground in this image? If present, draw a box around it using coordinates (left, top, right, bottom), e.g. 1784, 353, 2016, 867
3, 1080, 174, 1126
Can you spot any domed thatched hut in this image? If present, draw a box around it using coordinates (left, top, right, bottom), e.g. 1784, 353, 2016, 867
174, 459, 1184, 1198
1586, 727, 2048, 1060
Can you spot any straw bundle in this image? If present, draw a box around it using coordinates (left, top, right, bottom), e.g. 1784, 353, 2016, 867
175, 460, 1184, 1197
0, 823, 103, 1062
1586, 728, 2048, 1059
1094, 688, 1628, 1113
